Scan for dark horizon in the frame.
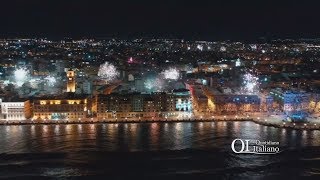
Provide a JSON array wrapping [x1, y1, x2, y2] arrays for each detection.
[[1, 0, 320, 41]]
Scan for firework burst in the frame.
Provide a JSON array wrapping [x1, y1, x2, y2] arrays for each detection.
[[98, 62, 119, 82], [45, 76, 57, 86], [144, 77, 164, 92], [14, 68, 29, 86], [242, 73, 259, 94], [161, 68, 180, 80]]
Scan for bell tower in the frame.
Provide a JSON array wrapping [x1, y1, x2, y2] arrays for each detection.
[[66, 69, 76, 92]]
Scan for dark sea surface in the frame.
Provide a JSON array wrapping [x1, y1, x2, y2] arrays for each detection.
[[0, 121, 320, 179]]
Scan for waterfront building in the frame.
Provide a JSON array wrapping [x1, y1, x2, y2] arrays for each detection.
[[172, 89, 192, 111], [207, 94, 260, 114], [309, 93, 320, 113], [270, 88, 310, 114], [187, 84, 208, 114], [0, 98, 32, 120], [33, 94, 88, 120], [95, 91, 189, 120], [203, 86, 261, 114]]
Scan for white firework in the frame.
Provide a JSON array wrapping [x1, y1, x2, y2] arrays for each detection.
[[45, 76, 56, 86], [98, 62, 119, 82], [242, 73, 259, 94], [144, 79, 154, 90], [14, 68, 29, 86], [161, 68, 180, 80], [14, 68, 27, 81], [144, 78, 164, 91]]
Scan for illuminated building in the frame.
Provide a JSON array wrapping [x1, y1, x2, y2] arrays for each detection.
[[203, 86, 261, 114], [266, 96, 274, 112], [172, 89, 192, 111], [95, 93, 134, 119], [0, 99, 32, 120], [189, 85, 208, 113], [66, 69, 76, 92], [95, 92, 183, 120], [309, 93, 320, 113], [270, 88, 310, 117], [33, 95, 88, 120], [208, 95, 260, 114], [132, 94, 144, 112]]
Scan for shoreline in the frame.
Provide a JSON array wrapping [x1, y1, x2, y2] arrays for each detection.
[[0, 118, 320, 130], [251, 119, 320, 130]]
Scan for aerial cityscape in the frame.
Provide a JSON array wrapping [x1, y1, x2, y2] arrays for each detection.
[[1, 38, 320, 128], [2, 0, 320, 179]]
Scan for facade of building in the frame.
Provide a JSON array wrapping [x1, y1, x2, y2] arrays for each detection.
[[82, 80, 92, 95], [189, 85, 209, 113], [309, 93, 320, 113], [76, 79, 93, 95], [270, 88, 310, 113], [33, 96, 88, 120], [134, 78, 144, 92], [0, 99, 32, 120], [95, 91, 190, 120], [208, 94, 260, 114], [172, 89, 192, 111]]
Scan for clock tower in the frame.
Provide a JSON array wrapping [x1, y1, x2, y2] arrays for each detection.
[[66, 69, 76, 92]]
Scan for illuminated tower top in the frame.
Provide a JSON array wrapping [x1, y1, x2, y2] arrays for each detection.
[[66, 69, 76, 93]]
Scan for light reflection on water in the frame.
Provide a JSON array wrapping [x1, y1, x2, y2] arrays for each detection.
[[1, 121, 320, 179], [0, 121, 320, 153]]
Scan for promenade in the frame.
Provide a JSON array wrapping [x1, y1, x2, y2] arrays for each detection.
[[1, 113, 320, 130]]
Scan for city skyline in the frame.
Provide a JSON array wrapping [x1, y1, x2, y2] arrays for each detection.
[[0, 37, 319, 124]]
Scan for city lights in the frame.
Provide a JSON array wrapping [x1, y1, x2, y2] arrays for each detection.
[[1, 1, 320, 178]]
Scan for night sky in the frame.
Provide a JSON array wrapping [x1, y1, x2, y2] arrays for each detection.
[[1, 0, 320, 40]]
